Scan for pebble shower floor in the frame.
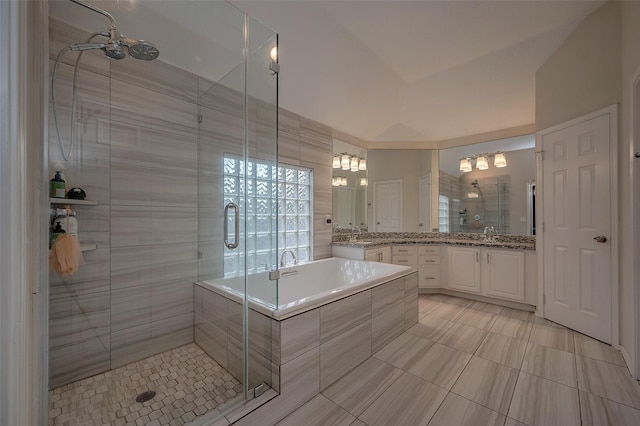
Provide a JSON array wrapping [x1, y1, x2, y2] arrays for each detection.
[[48, 343, 242, 425]]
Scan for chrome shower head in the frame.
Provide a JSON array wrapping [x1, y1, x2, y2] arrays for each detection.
[[104, 44, 126, 60], [126, 40, 160, 61]]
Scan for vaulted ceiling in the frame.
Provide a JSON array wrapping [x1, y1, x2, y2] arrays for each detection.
[[234, 0, 605, 144]]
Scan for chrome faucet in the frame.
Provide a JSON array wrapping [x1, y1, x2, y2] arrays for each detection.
[[483, 226, 496, 242], [279, 250, 298, 267]]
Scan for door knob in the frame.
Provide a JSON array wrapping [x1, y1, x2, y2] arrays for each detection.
[[593, 235, 607, 243]]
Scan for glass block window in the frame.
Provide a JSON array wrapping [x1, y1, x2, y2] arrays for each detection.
[[438, 194, 449, 233], [223, 155, 313, 277]]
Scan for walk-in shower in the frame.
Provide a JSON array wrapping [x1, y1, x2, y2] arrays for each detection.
[[46, 0, 278, 424], [51, 0, 159, 160]]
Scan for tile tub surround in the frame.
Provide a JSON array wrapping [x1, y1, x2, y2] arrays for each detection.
[[195, 271, 419, 423], [331, 231, 536, 250], [248, 294, 640, 426]]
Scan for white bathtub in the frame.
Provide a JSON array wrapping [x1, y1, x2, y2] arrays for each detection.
[[196, 257, 414, 319]]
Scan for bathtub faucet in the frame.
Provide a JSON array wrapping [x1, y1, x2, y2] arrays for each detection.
[[279, 250, 298, 267]]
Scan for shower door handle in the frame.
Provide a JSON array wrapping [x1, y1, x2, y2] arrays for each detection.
[[224, 202, 240, 249]]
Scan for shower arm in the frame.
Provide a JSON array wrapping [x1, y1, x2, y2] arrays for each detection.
[[69, 0, 118, 39]]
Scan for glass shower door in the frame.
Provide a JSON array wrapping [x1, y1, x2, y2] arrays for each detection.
[[196, 3, 279, 408]]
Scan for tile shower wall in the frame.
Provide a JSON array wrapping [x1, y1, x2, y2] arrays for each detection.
[[49, 18, 198, 387], [49, 18, 332, 388]]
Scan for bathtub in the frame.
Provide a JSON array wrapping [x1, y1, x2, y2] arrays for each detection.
[[194, 256, 419, 397], [196, 257, 415, 319]]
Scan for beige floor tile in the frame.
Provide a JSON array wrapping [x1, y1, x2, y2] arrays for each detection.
[[407, 342, 472, 389], [574, 332, 626, 366], [532, 316, 566, 327], [451, 356, 519, 415], [428, 302, 469, 322], [500, 307, 534, 322], [490, 316, 533, 341], [441, 296, 474, 308], [576, 355, 640, 409], [373, 333, 434, 370], [276, 394, 354, 426], [469, 301, 504, 315], [322, 357, 403, 417], [504, 418, 527, 426], [418, 297, 442, 317], [521, 342, 577, 387], [350, 419, 367, 426], [407, 315, 455, 342], [508, 372, 580, 426], [529, 323, 574, 352], [359, 372, 447, 426], [427, 392, 505, 426], [580, 390, 640, 425], [458, 308, 499, 331], [437, 322, 487, 354], [476, 333, 527, 369]]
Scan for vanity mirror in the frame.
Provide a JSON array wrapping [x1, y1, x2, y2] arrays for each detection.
[[438, 134, 536, 235], [332, 139, 368, 230]]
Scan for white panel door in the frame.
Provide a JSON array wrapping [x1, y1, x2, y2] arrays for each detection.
[[373, 180, 402, 231], [419, 174, 431, 232], [541, 113, 612, 343]]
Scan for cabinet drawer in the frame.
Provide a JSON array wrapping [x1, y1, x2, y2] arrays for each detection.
[[418, 246, 440, 255], [419, 267, 441, 288], [392, 255, 417, 266], [392, 246, 417, 256], [418, 255, 440, 266]]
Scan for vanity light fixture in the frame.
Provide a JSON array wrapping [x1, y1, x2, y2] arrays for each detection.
[[332, 155, 341, 169], [459, 158, 473, 173], [359, 158, 367, 171], [494, 152, 507, 168], [476, 155, 489, 170]]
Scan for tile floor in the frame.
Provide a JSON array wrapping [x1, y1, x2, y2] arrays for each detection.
[[276, 294, 640, 426], [48, 343, 242, 426]]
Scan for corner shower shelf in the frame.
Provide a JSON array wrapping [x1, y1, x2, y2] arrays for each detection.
[[80, 243, 97, 252], [49, 198, 98, 206]]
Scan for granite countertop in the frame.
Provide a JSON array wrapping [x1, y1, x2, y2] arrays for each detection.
[[331, 232, 536, 251]]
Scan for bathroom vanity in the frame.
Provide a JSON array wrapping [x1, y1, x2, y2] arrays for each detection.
[[332, 233, 536, 307]]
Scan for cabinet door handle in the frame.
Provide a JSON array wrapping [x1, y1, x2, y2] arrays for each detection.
[[476, 252, 479, 263], [424, 277, 435, 280], [486, 253, 490, 264], [378, 252, 382, 262], [397, 260, 409, 263]]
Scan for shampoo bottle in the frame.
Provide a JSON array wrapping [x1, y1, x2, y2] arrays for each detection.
[[50, 171, 66, 198]]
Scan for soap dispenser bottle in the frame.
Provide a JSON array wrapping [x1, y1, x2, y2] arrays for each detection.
[[49, 221, 66, 249], [50, 171, 66, 198]]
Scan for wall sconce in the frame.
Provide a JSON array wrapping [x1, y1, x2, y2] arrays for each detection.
[[359, 158, 367, 171], [459, 158, 472, 173], [332, 155, 341, 169], [494, 152, 507, 168], [360, 177, 368, 186], [475, 155, 489, 170]]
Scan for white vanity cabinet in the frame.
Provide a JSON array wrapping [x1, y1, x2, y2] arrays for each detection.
[[332, 244, 391, 263], [391, 245, 442, 289], [447, 247, 481, 293], [482, 249, 525, 301], [365, 246, 391, 263]]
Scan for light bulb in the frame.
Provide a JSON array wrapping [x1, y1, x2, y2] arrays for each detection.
[[476, 155, 489, 170], [359, 158, 367, 171], [341, 154, 350, 170], [360, 177, 368, 186], [332, 155, 341, 168], [459, 158, 472, 173], [270, 46, 278, 61], [494, 152, 507, 168], [350, 156, 359, 172]]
